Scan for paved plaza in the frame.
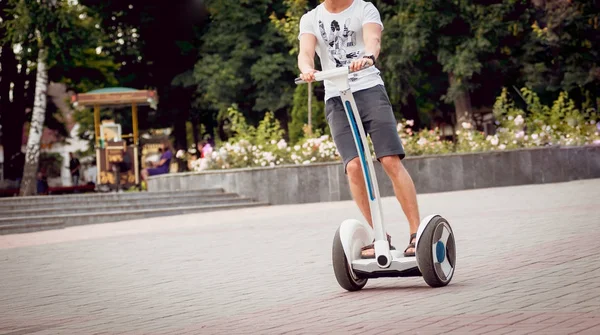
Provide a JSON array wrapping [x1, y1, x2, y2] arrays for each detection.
[[1, 179, 600, 334]]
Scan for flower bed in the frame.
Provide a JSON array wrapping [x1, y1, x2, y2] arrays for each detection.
[[189, 88, 600, 172]]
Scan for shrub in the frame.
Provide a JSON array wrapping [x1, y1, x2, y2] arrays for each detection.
[[192, 90, 600, 171]]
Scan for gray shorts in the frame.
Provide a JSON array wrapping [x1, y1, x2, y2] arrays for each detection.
[[325, 84, 405, 172]]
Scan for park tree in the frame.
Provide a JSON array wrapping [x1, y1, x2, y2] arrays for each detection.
[[270, 0, 328, 143], [287, 81, 326, 143], [372, 0, 446, 130], [193, 0, 297, 141], [381, 0, 525, 128], [0, 0, 27, 181], [518, 0, 600, 105], [79, 0, 210, 151], [2, 0, 116, 195]]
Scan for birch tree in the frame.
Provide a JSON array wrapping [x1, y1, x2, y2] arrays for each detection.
[[19, 36, 49, 196], [2, 0, 109, 195]]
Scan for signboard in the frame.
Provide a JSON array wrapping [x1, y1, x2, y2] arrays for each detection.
[[74, 90, 157, 107], [97, 141, 138, 190], [100, 123, 122, 144]]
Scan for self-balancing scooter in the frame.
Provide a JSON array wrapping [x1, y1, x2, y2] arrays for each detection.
[[296, 65, 456, 291]]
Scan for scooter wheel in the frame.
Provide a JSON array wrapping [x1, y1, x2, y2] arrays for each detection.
[[416, 215, 456, 287], [332, 227, 367, 291]]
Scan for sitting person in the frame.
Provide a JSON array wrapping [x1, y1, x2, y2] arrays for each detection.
[[36, 170, 49, 195], [141, 140, 173, 182]]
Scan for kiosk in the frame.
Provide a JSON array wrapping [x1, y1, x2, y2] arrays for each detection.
[[71, 87, 158, 191]]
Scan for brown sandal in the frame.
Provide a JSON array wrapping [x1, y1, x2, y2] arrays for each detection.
[[403, 233, 417, 257], [360, 234, 396, 259]]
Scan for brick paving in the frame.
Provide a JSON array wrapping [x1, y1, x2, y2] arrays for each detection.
[[1, 178, 599, 334]]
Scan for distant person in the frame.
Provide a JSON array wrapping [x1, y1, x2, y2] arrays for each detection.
[[36, 170, 49, 195], [8, 151, 25, 187], [85, 160, 97, 186], [112, 148, 132, 192], [141, 139, 173, 182], [69, 152, 81, 186], [201, 140, 213, 158]]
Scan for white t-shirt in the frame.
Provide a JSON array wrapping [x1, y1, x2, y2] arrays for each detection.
[[298, 0, 385, 101]]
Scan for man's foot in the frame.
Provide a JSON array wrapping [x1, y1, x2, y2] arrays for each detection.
[[403, 233, 417, 257], [360, 234, 395, 259]]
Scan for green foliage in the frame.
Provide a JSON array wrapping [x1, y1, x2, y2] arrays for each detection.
[[269, 0, 310, 56], [269, 0, 331, 142], [198, 88, 600, 171], [288, 82, 326, 143], [193, 0, 296, 130], [225, 104, 285, 146], [194, 54, 245, 115], [521, 1, 600, 97], [2, 0, 115, 77], [2, 0, 120, 154], [381, 0, 517, 106], [480, 86, 600, 149], [255, 110, 287, 145], [5, 0, 597, 154], [494, 86, 596, 139], [57, 48, 120, 93], [250, 52, 297, 112]]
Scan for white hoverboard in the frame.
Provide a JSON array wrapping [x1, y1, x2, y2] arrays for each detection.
[[295, 65, 456, 291]]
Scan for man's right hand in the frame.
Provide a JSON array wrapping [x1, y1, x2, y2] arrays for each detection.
[[300, 69, 319, 83]]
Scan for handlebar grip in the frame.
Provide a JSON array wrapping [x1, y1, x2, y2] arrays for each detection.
[[294, 64, 373, 85]]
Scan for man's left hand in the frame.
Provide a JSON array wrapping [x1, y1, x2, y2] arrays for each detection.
[[349, 57, 373, 72]]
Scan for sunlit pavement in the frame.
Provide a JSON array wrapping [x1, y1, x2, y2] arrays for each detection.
[[1, 179, 600, 334]]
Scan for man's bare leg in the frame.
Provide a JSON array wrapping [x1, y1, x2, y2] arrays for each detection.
[[346, 158, 396, 258], [379, 155, 420, 255], [346, 158, 373, 227]]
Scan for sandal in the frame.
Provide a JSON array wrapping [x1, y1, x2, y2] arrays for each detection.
[[360, 234, 396, 259], [403, 233, 417, 257]]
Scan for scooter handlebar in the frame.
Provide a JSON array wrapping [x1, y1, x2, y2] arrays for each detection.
[[295, 64, 372, 85]]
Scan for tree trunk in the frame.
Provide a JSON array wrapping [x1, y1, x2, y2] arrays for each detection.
[[19, 48, 49, 196], [172, 109, 189, 172], [204, 115, 216, 146], [173, 110, 188, 151], [448, 72, 474, 127], [191, 117, 200, 158]]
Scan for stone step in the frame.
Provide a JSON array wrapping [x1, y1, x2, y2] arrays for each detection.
[[0, 221, 65, 235], [1, 196, 256, 217], [0, 188, 225, 206], [0, 201, 269, 235], [0, 192, 243, 211]]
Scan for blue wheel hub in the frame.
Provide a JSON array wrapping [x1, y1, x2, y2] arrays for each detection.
[[435, 240, 446, 263]]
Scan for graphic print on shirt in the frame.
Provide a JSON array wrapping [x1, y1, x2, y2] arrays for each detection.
[[318, 18, 360, 68]]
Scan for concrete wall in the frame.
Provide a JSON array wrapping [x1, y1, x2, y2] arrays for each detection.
[[148, 145, 600, 205]]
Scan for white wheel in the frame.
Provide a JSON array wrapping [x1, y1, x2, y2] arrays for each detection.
[[332, 227, 367, 291], [416, 215, 456, 287], [331, 219, 372, 291]]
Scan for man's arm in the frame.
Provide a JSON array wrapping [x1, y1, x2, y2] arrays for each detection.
[[363, 23, 382, 60], [349, 22, 382, 72], [298, 33, 318, 82], [157, 150, 172, 167]]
